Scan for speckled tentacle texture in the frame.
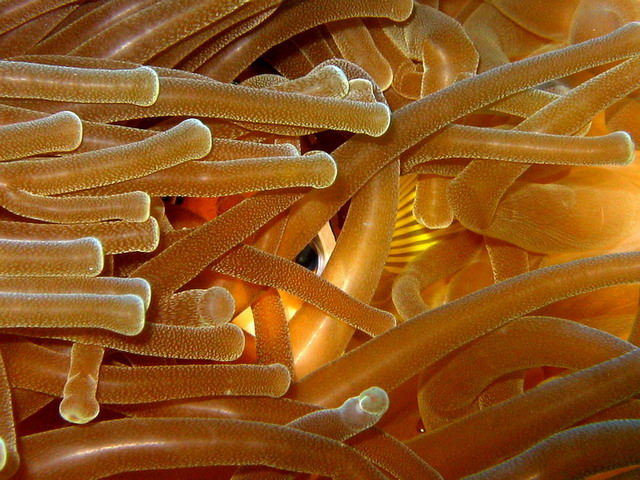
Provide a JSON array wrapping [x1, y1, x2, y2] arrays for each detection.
[[1, 3, 640, 480]]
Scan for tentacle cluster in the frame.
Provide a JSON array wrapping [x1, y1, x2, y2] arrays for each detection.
[[0, 0, 639, 479]]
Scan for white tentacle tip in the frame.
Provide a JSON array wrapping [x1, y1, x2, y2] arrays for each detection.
[[358, 386, 389, 416]]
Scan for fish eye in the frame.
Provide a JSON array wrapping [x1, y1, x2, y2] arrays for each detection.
[[292, 223, 335, 276], [295, 243, 319, 272]]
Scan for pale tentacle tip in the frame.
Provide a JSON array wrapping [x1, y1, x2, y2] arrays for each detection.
[[133, 277, 152, 309], [130, 191, 152, 223], [322, 64, 349, 97], [135, 66, 160, 106], [200, 286, 235, 325], [270, 363, 293, 397], [147, 216, 161, 251], [281, 143, 300, 155], [181, 118, 213, 157], [305, 150, 337, 188], [358, 386, 389, 415], [613, 131, 636, 164], [84, 237, 104, 277], [59, 401, 100, 424], [369, 104, 392, 137], [391, 0, 415, 21], [116, 294, 146, 336], [57, 110, 83, 150], [226, 323, 247, 361]]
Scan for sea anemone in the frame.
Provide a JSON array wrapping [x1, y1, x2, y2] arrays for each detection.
[[0, 0, 639, 478]]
